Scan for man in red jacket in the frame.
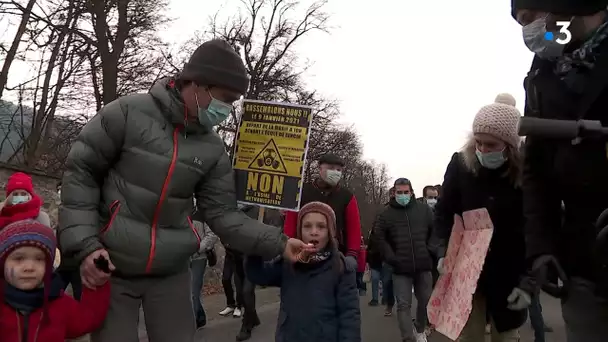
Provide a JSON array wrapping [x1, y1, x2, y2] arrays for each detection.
[[284, 153, 361, 268]]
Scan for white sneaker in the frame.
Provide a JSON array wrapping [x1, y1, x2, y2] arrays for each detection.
[[219, 307, 235, 316], [415, 332, 428, 342], [233, 307, 243, 318]]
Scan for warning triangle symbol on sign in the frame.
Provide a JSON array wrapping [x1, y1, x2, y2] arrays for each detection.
[[248, 139, 288, 174]]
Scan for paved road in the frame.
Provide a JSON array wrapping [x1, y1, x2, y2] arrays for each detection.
[[136, 288, 566, 342]]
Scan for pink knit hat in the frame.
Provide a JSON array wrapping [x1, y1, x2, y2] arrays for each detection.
[[472, 93, 521, 147]]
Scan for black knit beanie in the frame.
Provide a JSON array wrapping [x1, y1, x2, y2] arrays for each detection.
[[180, 39, 249, 94], [512, 0, 608, 19]]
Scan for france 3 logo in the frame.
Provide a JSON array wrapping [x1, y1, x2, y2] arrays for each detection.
[[544, 21, 572, 45]]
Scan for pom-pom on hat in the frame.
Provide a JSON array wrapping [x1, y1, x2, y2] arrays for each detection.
[[472, 93, 522, 148], [6, 172, 34, 197]]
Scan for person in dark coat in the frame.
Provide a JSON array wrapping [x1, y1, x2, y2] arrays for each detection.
[[284, 153, 362, 269], [434, 94, 531, 341], [374, 178, 436, 342], [246, 201, 361, 342], [512, 2, 608, 341]]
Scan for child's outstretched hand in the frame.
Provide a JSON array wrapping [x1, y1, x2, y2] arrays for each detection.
[[283, 238, 315, 263]]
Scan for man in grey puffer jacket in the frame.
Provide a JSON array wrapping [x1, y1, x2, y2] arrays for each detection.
[[58, 39, 313, 342]]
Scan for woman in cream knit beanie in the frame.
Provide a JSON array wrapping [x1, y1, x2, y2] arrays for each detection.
[[460, 93, 523, 184], [433, 95, 530, 341], [472, 93, 521, 148]]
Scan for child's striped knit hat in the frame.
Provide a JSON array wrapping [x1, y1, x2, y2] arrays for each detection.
[[0, 219, 56, 265]]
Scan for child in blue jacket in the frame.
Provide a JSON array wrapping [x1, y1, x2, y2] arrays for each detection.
[[246, 201, 361, 342]]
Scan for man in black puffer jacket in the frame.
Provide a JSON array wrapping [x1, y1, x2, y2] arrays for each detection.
[[375, 178, 436, 342], [512, 1, 608, 340]]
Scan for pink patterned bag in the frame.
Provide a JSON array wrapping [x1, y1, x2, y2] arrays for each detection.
[[427, 208, 494, 341]]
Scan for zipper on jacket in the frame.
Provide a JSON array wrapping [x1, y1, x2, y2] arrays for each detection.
[[145, 127, 180, 273], [187, 216, 202, 244], [19, 312, 29, 342], [33, 312, 42, 342], [100, 200, 121, 235], [405, 212, 417, 271]]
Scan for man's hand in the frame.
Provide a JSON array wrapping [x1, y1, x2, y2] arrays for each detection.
[[283, 238, 315, 263], [437, 257, 445, 275], [506, 287, 532, 310], [80, 249, 115, 289]]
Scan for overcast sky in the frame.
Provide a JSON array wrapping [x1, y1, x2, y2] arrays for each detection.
[[162, 0, 533, 194], [2, 0, 534, 195]]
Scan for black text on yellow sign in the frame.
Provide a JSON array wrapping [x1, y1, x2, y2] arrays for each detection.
[[232, 100, 312, 211]]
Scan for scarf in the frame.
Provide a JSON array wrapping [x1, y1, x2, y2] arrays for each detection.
[[0, 195, 42, 229], [298, 248, 332, 264], [307, 250, 332, 263], [555, 15, 608, 92], [3, 273, 63, 314]]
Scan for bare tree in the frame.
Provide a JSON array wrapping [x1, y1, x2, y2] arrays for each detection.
[[181, 0, 330, 151], [79, 0, 170, 108], [0, 0, 37, 99]]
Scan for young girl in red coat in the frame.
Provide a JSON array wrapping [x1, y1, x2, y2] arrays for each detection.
[[0, 219, 110, 341], [0, 172, 51, 228]]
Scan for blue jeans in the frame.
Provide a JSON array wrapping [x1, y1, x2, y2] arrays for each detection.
[[529, 294, 546, 342], [190, 258, 207, 326], [382, 263, 395, 308], [371, 268, 381, 302]]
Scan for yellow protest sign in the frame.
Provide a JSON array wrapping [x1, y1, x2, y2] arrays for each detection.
[[233, 100, 313, 211]]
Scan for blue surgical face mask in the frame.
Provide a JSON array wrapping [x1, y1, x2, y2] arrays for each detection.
[[11, 195, 30, 205], [475, 149, 506, 169], [323, 169, 342, 186], [395, 194, 411, 206], [195, 90, 233, 129]]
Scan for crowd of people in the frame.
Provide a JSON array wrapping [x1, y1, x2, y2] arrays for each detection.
[[0, 1, 607, 342]]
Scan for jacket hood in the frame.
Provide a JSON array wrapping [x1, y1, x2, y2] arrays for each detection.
[[149, 77, 209, 135]]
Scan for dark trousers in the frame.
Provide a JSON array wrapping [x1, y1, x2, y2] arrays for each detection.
[[223, 252, 259, 329], [57, 269, 82, 301], [561, 277, 608, 342], [222, 252, 244, 308], [382, 263, 395, 308], [356, 272, 367, 291], [431, 256, 440, 286]]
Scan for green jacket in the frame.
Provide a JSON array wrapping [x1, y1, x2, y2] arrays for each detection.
[[58, 78, 287, 276]]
